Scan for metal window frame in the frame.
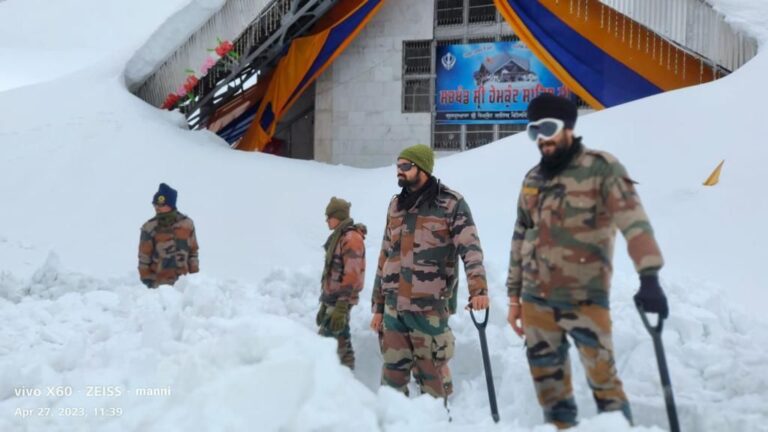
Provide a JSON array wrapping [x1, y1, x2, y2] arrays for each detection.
[[435, 0, 466, 27], [402, 40, 435, 114], [433, 123, 463, 151], [465, 123, 495, 149], [467, 0, 498, 24], [402, 40, 433, 75], [403, 78, 432, 112]]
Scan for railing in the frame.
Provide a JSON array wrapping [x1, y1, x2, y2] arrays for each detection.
[[135, 0, 288, 109], [600, 0, 757, 72], [136, 0, 338, 130]]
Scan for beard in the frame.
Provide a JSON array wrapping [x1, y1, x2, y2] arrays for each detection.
[[538, 136, 582, 178], [539, 139, 570, 166], [398, 175, 419, 188]]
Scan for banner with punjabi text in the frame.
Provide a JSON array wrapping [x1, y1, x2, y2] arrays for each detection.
[[435, 41, 570, 124]]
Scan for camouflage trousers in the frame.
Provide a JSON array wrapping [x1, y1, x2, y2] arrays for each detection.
[[379, 304, 454, 399], [317, 303, 355, 369], [522, 298, 632, 429]]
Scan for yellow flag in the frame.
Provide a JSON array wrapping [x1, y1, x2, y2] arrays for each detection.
[[703, 160, 724, 186]]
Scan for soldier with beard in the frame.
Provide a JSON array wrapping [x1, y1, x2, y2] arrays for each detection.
[[506, 94, 669, 429], [370, 144, 489, 403]]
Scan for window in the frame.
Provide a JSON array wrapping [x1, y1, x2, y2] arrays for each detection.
[[403, 79, 431, 112], [465, 124, 495, 149], [466, 35, 496, 44], [402, 41, 433, 113], [468, 0, 496, 24], [499, 123, 527, 139], [433, 124, 462, 151], [403, 40, 431, 75], [436, 38, 462, 47], [499, 33, 521, 42], [436, 0, 464, 26]]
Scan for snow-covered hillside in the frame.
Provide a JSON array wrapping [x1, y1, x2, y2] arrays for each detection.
[[1, 0, 767, 431]]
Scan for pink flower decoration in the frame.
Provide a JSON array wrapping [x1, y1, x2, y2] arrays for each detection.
[[200, 56, 216, 75], [176, 85, 188, 97]]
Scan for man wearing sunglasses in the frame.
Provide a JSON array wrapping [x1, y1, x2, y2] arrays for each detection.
[[506, 94, 669, 429], [370, 144, 489, 403]]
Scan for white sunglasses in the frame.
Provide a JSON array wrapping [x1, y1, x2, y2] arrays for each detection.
[[526, 118, 565, 141]]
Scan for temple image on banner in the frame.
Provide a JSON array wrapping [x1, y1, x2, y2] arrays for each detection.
[[473, 51, 535, 86]]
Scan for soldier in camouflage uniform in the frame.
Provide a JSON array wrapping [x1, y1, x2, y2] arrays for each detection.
[[317, 197, 366, 369], [370, 144, 490, 401], [506, 94, 669, 429], [138, 183, 199, 288]]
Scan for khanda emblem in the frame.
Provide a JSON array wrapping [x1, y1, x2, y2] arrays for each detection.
[[157, 195, 166, 204], [441, 51, 456, 71]]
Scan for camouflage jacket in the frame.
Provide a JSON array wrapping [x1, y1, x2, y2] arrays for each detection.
[[138, 211, 199, 288], [372, 183, 488, 313], [321, 224, 366, 306], [506, 146, 663, 307]]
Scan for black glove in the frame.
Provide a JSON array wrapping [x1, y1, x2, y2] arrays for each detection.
[[315, 304, 327, 326], [328, 300, 349, 332], [633, 274, 669, 319]]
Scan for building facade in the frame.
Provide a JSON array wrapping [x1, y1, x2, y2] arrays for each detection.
[[311, 0, 547, 168]]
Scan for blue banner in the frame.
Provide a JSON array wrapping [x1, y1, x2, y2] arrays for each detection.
[[435, 41, 570, 124]]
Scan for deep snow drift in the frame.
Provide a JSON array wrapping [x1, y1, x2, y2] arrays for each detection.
[[1, 0, 767, 431]]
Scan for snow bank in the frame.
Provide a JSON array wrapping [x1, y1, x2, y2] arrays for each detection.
[[124, 0, 275, 91], [124, 0, 226, 92], [0, 255, 765, 431], [0, 262, 383, 432]]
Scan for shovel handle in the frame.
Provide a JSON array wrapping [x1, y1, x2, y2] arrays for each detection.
[[469, 307, 489, 329], [636, 303, 680, 432], [470, 307, 499, 423], [636, 303, 664, 335]]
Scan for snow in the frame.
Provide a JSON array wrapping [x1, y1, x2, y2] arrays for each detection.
[[708, 0, 768, 46], [1, 0, 768, 431], [0, 0, 188, 92], [124, 0, 227, 92]]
